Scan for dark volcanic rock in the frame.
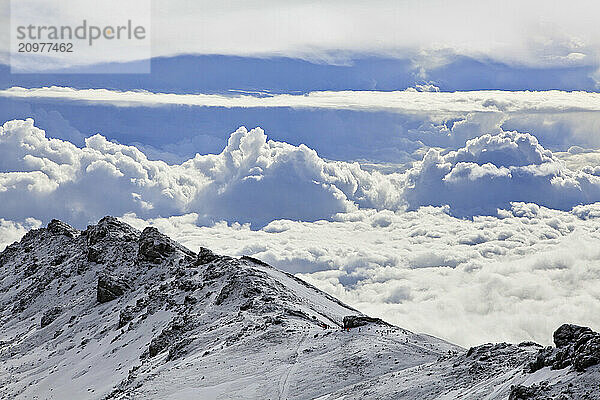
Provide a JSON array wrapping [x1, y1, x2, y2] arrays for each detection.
[[554, 324, 594, 348], [343, 315, 388, 329], [47, 219, 78, 238], [196, 247, 219, 265], [41, 306, 63, 328], [138, 227, 176, 263], [529, 324, 600, 372], [509, 383, 549, 400], [97, 275, 130, 303]]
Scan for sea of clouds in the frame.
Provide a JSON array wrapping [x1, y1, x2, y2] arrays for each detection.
[[2, 117, 600, 346]]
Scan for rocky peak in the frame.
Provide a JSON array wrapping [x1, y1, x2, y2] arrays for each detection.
[[47, 219, 79, 238], [84, 215, 139, 246], [138, 227, 178, 264]]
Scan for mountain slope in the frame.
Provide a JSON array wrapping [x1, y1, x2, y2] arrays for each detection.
[[0, 217, 598, 399], [0, 217, 457, 400]]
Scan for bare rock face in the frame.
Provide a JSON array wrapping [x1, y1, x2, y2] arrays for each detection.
[[529, 324, 600, 372], [138, 227, 176, 264], [343, 315, 389, 329], [84, 216, 139, 264], [146, 315, 195, 360], [47, 219, 78, 238], [554, 324, 594, 348], [40, 306, 63, 328], [85, 216, 138, 246], [508, 383, 549, 400], [97, 275, 130, 303], [196, 247, 219, 265]]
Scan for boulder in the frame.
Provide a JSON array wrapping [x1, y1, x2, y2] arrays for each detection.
[[574, 334, 600, 372], [553, 323, 594, 348], [343, 315, 388, 329], [529, 324, 600, 372], [97, 275, 130, 303], [509, 383, 548, 400]]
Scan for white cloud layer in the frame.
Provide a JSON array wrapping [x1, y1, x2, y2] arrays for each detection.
[[3, 87, 600, 116], [8, 87, 600, 154], [2, 0, 600, 73], [404, 131, 600, 215]]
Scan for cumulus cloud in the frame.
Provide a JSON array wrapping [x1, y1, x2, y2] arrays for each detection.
[[4, 118, 600, 227], [0, 119, 403, 227], [403, 131, 600, 215], [117, 203, 600, 347], [555, 147, 600, 172]]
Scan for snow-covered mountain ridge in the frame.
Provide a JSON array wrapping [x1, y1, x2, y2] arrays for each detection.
[[0, 217, 598, 399]]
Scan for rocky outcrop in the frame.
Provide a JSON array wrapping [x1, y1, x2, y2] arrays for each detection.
[[47, 219, 78, 238], [196, 247, 219, 265], [41, 306, 63, 328], [343, 315, 389, 329], [240, 255, 269, 266], [529, 324, 600, 372], [138, 227, 176, 263], [85, 216, 138, 246], [509, 383, 549, 400], [97, 275, 131, 303], [84, 216, 139, 264], [147, 315, 195, 359], [87, 245, 103, 263], [553, 324, 594, 348]]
